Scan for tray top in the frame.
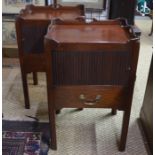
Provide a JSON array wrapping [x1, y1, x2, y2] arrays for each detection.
[[19, 5, 84, 21], [21, 11, 83, 20], [45, 23, 132, 44]]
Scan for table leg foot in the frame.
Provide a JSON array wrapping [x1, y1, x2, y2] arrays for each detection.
[[56, 109, 61, 114], [33, 72, 38, 85], [111, 109, 117, 115], [21, 71, 30, 109], [119, 110, 131, 151]]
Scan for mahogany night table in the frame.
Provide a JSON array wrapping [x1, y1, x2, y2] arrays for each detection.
[[44, 18, 140, 151], [15, 4, 84, 109]]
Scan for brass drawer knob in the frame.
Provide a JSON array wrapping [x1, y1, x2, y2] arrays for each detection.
[[79, 94, 101, 106]]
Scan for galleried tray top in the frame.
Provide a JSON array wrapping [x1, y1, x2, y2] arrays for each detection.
[[21, 11, 83, 20], [19, 4, 84, 21], [45, 19, 139, 44]]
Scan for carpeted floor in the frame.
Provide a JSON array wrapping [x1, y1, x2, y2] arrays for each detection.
[[2, 18, 152, 155]]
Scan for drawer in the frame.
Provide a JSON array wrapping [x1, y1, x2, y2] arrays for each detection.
[[53, 86, 127, 109]]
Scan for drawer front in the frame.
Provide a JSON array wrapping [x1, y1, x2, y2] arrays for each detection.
[[53, 86, 127, 109]]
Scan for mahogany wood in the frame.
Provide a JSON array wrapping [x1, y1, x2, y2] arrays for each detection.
[[44, 18, 140, 151], [15, 4, 84, 109]]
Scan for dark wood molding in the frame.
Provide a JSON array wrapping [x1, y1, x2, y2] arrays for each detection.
[[140, 57, 153, 153]]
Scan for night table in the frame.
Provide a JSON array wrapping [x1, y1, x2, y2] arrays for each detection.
[[16, 4, 84, 109], [44, 18, 140, 151]]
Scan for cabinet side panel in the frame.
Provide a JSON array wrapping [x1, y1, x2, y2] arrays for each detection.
[[22, 25, 47, 54]]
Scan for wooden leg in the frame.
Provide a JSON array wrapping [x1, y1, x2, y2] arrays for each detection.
[[119, 110, 131, 151], [33, 72, 38, 85], [111, 109, 117, 115], [56, 109, 61, 114], [21, 72, 30, 109], [49, 108, 57, 150], [46, 68, 57, 149], [78, 108, 83, 111]]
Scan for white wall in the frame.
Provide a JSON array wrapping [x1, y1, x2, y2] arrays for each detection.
[[57, 0, 104, 9]]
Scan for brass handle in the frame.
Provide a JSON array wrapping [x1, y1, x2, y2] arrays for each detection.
[[79, 94, 101, 106]]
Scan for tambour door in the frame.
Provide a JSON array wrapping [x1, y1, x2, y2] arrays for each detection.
[[52, 50, 131, 86]]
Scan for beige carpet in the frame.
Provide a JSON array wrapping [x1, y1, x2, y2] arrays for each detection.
[[2, 19, 152, 155]]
